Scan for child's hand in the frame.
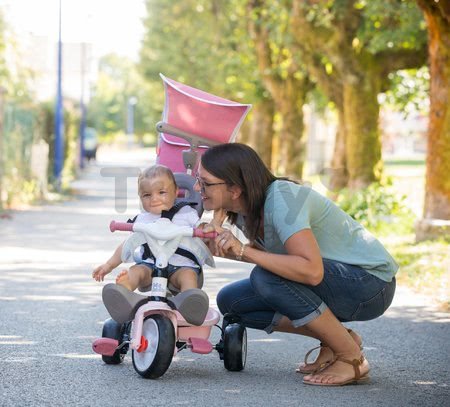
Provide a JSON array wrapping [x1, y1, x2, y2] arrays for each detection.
[[92, 263, 113, 282]]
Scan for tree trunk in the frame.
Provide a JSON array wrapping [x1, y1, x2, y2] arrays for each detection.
[[327, 106, 348, 191], [421, 6, 450, 220], [343, 73, 382, 190], [0, 88, 5, 210], [237, 114, 251, 145], [279, 94, 306, 178], [416, 1, 450, 240], [247, 97, 275, 169], [247, 0, 308, 178]]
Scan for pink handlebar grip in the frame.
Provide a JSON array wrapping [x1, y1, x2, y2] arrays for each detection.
[[110, 221, 134, 232], [193, 228, 218, 239]]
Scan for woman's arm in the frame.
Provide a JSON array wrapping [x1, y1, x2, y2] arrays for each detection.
[[215, 229, 324, 286]]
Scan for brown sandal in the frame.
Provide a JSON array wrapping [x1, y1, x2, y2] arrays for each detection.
[[296, 329, 362, 374], [302, 354, 370, 386], [296, 344, 335, 374]]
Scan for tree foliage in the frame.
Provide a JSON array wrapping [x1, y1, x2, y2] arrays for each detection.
[[140, 0, 259, 102], [87, 54, 159, 137], [291, 0, 427, 189]]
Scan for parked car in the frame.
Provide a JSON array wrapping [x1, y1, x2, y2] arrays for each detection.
[[83, 127, 98, 161]]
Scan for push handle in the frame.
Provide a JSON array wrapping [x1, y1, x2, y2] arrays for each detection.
[[193, 228, 218, 239], [110, 221, 133, 232]]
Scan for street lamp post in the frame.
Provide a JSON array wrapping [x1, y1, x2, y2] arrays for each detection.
[[127, 96, 137, 147], [54, 0, 64, 188]]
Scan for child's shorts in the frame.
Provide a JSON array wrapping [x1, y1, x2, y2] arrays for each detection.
[[134, 262, 203, 293], [135, 261, 200, 278]]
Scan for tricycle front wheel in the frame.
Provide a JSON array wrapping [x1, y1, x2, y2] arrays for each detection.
[[132, 314, 175, 379]]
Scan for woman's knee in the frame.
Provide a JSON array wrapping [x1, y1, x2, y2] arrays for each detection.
[[249, 267, 277, 299], [216, 284, 234, 315], [216, 278, 255, 316]]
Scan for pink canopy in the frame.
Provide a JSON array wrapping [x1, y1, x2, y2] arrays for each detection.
[[157, 74, 252, 173]]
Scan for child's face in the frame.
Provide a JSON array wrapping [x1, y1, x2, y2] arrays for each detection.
[[138, 175, 178, 215]]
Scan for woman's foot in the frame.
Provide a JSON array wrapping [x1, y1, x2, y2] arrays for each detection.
[[296, 329, 362, 374], [115, 269, 133, 291], [303, 353, 370, 386]]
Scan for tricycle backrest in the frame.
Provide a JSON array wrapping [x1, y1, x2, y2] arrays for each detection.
[[174, 172, 202, 218], [156, 74, 252, 173]]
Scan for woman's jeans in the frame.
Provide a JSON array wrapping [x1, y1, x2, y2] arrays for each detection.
[[216, 258, 396, 333]]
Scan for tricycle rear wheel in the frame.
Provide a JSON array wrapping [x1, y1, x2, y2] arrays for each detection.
[[223, 323, 247, 371], [101, 318, 126, 365]]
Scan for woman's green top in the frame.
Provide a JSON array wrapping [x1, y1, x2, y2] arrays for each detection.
[[263, 180, 398, 282]]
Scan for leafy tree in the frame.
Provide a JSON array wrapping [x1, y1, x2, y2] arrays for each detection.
[[415, 0, 450, 239], [247, 0, 311, 178], [291, 0, 427, 189], [140, 0, 251, 100], [87, 54, 158, 138]]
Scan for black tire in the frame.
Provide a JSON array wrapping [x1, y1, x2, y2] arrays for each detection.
[[223, 323, 247, 371], [132, 314, 175, 379], [101, 318, 126, 365]]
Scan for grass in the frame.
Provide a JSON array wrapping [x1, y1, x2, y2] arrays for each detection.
[[384, 159, 425, 166], [382, 234, 450, 311], [361, 214, 449, 310], [376, 158, 448, 310]]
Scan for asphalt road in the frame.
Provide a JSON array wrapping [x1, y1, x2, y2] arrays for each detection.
[[0, 146, 448, 406]]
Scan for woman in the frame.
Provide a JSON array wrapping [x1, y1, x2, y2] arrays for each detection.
[[195, 143, 397, 386]]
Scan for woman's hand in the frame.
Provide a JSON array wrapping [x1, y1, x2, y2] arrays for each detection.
[[214, 228, 244, 259], [198, 222, 243, 259]]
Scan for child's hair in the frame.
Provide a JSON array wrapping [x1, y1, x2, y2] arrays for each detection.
[[138, 164, 177, 189]]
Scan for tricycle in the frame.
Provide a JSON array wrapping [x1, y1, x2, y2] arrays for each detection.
[[92, 218, 247, 379]]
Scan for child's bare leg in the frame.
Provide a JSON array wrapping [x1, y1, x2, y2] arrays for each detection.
[[168, 267, 199, 292], [116, 264, 151, 291]]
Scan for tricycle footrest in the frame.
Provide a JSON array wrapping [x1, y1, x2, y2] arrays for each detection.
[[188, 337, 213, 354], [92, 338, 119, 356]]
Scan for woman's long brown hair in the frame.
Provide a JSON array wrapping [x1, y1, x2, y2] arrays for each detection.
[[200, 143, 277, 241]]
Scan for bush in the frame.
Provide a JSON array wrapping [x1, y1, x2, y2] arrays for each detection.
[[334, 178, 415, 235]]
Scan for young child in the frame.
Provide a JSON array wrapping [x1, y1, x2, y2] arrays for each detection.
[[93, 164, 210, 325]]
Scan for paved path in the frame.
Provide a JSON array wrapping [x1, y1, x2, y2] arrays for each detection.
[[0, 146, 448, 406]]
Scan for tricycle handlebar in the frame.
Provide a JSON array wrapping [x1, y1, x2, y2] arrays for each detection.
[[193, 229, 218, 239], [109, 220, 217, 239], [110, 221, 133, 232]]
